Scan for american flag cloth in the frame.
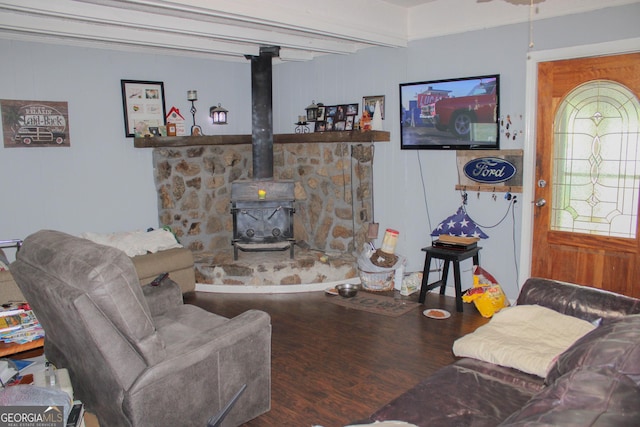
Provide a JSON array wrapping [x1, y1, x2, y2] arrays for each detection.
[[431, 207, 489, 239]]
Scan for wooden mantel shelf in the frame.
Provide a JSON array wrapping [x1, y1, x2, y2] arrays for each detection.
[[133, 130, 390, 148]]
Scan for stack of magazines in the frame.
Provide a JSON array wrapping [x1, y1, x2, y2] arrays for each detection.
[[0, 303, 45, 344]]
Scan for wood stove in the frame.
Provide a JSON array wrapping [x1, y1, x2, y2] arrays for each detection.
[[230, 180, 295, 260], [230, 46, 296, 260]]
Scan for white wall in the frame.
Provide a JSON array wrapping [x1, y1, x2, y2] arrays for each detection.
[[0, 41, 251, 254], [273, 3, 640, 299], [1, 3, 638, 298], [272, 26, 527, 298]]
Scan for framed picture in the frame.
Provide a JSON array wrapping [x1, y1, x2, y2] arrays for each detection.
[[345, 116, 355, 130], [346, 103, 359, 116], [121, 80, 166, 137], [1, 99, 71, 148], [325, 116, 335, 131], [363, 95, 385, 120], [316, 106, 326, 121]]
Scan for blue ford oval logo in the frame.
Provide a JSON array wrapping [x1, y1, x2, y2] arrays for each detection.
[[463, 157, 517, 184]]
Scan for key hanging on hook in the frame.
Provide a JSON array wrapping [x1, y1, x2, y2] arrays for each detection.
[[505, 187, 513, 201]]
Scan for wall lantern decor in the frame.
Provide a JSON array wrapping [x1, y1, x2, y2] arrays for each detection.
[[305, 100, 319, 122], [210, 104, 228, 125], [187, 90, 203, 136]]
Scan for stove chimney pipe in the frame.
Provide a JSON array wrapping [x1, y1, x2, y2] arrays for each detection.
[[249, 46, 280, 180]]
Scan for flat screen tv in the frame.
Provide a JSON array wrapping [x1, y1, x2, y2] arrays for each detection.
[[400, 74, 500, 150]]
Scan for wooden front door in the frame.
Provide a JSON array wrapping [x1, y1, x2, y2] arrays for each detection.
[[532, 53, 640, 298]]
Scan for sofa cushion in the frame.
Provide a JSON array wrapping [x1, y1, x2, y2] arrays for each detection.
[[454, 358, 546, 395], [500, 366, 640, 426], [453, 305, 595, 377], [369, 361, 537, 427], [132, 247, 195, 293], [545, 314, 640, 387], [0, 249, 9, 271], [0, 270, 25, 302]]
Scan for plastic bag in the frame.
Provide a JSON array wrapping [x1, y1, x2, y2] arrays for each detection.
[[358, 243, 406, 275], [462, 266, 509, 318], [400, 271, 422, 296]]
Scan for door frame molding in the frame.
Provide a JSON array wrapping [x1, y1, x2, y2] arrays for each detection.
[[520, 37, 640, 287]]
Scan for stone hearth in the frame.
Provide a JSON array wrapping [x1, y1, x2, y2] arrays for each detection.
[[193, 247, 358, 287]]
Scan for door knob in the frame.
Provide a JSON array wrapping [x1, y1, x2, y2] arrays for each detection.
[[535, 198, 546, 207]]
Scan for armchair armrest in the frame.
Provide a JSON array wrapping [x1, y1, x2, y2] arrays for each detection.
[[137, 309, 271, 381], [125, 309, 271, 427], [142, 277, 183, 316]]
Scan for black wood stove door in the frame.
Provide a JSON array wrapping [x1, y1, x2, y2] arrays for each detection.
[[232, 201, 294, 244]]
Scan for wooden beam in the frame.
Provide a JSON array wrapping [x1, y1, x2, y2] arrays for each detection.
[[455, 184, 523, 193], [133, 131, 390, 148]]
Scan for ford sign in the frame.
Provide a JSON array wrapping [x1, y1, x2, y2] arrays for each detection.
[[463, 157, 517, 184]]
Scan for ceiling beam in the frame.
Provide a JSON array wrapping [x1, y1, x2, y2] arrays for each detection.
[[80, 0, 409, 47], [0, 9, 263, 58], [2, 0, 369, 54], [0, 0, 394, 61]]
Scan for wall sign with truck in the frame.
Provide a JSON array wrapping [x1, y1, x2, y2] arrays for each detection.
[[1, 100, 70, 148]]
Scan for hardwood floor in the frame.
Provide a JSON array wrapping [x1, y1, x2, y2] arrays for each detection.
[[184, 289, 489, 427]]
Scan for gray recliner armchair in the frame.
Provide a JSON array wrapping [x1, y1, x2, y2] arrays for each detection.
[[11, 230, 271, 427]]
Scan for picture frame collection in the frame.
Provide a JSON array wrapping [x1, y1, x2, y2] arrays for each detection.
[[118, 79, 387, 137], [314, 103, 359, 132]]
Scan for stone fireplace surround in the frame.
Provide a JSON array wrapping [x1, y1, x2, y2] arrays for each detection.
[[152, 140, 376, 288]]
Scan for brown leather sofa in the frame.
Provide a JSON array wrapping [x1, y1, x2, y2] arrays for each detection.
[[361, 278, 640, 427]]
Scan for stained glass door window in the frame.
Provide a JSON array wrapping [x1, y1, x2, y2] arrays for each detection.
[[552, 80, 640, 238]]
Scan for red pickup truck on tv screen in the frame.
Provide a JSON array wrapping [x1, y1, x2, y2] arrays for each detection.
[[425, 77, 497, 138]]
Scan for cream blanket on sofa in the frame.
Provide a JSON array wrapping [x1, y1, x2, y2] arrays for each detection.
[[80, 229, 181, 257], [452, 304, 596, 377]]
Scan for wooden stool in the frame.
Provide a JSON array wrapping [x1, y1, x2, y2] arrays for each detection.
[[418, 246, 481, 312]]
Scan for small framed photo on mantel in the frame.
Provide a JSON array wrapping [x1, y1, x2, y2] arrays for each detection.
[[363, 95, 385, 120], [121, 80, 166, 137]]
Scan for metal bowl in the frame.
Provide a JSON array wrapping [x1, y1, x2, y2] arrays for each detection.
[[335, 283, 361, 298]]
